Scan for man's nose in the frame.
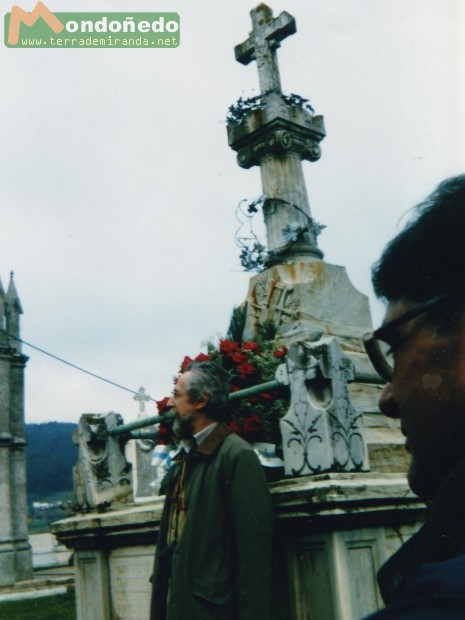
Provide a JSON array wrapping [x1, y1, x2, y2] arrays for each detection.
[[167, 396, 174, 408], [378, 382, 400, 419]]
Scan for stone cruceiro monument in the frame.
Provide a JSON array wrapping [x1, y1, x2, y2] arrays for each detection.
[[0, 273, 33, 587], [227, 3, 400, 475], [53, 5, 425, 620]]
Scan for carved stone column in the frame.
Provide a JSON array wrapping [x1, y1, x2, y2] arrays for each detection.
[[228, 94, 325, 262]]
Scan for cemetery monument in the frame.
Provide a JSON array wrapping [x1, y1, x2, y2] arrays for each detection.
[[53, 5, 427, 619]]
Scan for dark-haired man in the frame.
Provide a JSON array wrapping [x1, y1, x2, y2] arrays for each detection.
[[363, 175, 465, 618], [150, 361, 273, 620]]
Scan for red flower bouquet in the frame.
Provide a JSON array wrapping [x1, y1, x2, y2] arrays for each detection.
[[154, 317, 288, 448]]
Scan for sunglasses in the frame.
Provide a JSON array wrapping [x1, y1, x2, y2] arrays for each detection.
[[363, 291, 451, 382]]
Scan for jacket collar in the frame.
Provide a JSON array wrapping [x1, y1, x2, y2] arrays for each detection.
[[194, 422, 232, 456], [379, 454, 465, 604]]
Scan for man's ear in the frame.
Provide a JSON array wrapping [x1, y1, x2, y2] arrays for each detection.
[[194, 393, 210, 411]]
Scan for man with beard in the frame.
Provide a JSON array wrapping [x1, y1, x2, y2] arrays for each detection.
[[150, 361, 273, 620], [363, 175, 465, 619]]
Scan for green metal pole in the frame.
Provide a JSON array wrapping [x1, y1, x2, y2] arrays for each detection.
[[228, 379, 282, 401], [107, 369, 379, 438], [107, 379, 284, 437], [127, 430, 159, 440], [108, 411, 174, 436]]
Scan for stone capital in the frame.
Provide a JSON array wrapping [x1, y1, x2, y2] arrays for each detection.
[[228, 109, 325, 170]]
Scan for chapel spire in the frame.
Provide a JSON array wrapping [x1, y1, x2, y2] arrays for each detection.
[[0, 276, 5, 332], [6, 272, 23, 349]]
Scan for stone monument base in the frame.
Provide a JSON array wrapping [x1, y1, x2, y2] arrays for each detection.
[[242, 261, 372, 344], [241, 259, 410, 477], [53, 473, 425, 620]]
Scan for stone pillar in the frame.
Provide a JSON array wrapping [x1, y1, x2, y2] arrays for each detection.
[[261, 149, 321, 260], [0, 274, 33, 586], [0, 346, 14, 586], [9, 355, 33, 580], [0, 448, 15, 586], [228, 96, 325, 262], [74, 550, 111, 620]]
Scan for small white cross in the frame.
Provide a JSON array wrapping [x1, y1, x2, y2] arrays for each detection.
[[133, 387, 150, 414]]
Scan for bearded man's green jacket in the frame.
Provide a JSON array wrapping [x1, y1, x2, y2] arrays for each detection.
[[150, 423, 274, 620]]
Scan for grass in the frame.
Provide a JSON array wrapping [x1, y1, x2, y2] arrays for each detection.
[[0, 590, 75, 620]]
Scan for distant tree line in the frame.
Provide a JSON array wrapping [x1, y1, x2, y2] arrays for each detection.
[[25, 422, 78, 502]]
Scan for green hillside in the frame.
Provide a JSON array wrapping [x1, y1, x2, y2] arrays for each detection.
[[25, 422, 78, 531], [25, 422, 77, 500]]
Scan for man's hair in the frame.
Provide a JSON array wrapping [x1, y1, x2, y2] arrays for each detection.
[[372, 175, 465, 327], [184, 361, 230, 421]]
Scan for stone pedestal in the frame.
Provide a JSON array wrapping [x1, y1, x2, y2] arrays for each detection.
[[242, 260, 409, 476], [29, 532, 72, 569], [242, 261, 372, 343], [272, 474, 425, 619], [54, 500, 162, 620], [53, 475, 425, 620]]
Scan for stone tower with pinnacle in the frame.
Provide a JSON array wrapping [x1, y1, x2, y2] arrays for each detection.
[[0, 272, 33, 586]]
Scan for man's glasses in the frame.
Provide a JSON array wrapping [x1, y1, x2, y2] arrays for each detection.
[[363, 291, 451, 382]]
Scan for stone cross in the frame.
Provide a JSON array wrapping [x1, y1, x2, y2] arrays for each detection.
[[235, 4, 296, 95], [133, 387, 150, 415]]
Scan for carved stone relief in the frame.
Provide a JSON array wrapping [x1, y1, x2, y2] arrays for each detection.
[[280, 338, 369, 476], [72, 412, 133, 511]]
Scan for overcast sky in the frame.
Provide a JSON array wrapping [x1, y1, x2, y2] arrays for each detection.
[[1, 0, 463, 425]]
